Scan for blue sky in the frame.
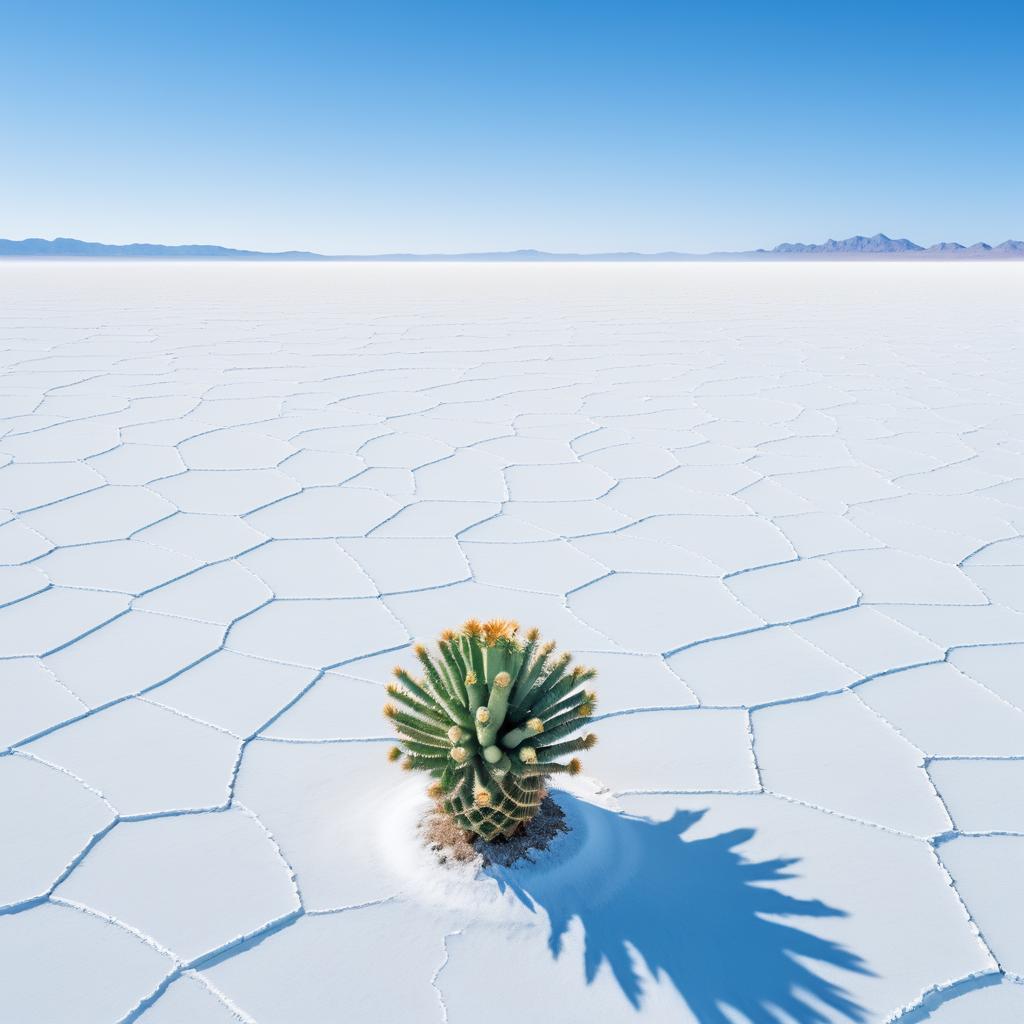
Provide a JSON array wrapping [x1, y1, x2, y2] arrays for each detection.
[[4, 1, 1022, 253]]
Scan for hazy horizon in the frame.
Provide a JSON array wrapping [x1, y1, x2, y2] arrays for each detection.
[[3, 231, 1024, 261]]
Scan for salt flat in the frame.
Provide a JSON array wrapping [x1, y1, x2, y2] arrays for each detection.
[[1, 261, 1022, 1023]]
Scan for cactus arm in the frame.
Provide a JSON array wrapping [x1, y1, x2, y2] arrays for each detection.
[[539, 705, 591, 736], [448, 638, 469, 680], [462, 633, 486, 692], [450, 738, 479, 761], [521, 654, 574, 714], [436, 690, 475, 730], [393, 670, 473, 729], [385, 705, 449, 737], [391, 668, 440, 707], [526, 716, 588, 746], [529, 677, 578, 718], [503, 752, 537, 774], [533, 667, 597, 718], [438, 765, 459, 793], [393, 722, 451, 747], [500, 717, 545, 749], [472, 759, 499, 803], [478, 671, 513, 745], [474, 705, 493, 746], [510, 651, 570, 719], [509, 629, 538, 691], [523, 757, 582, 776], [403, 752, 452, 770], [539, 687, 595, 723], [537, 691, 584, 722], [536, 734, 596, 760], [505, 642, 527, 687], [385, 684, 448, 724], [463, 669, 484, 716], [483, 641, 509, 686], [403, 739, 454, 758], [438, 638, 469, 704], [507, 643, 554, 716], [413, 647, 456, 704], [454, 761, 475, 802]]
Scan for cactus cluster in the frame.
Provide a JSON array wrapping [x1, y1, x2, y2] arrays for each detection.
[[384, 619, 597, 841]]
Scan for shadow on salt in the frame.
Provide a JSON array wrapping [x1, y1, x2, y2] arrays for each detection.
[[485, 793, 873, 1023]]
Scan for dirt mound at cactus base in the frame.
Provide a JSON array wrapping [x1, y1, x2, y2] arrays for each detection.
[[380, 774, 620, 914], [422, 793, 570, 868]]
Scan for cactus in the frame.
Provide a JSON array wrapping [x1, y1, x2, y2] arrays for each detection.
[[384, 619, 598, 841]]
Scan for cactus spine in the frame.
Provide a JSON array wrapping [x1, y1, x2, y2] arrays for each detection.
[[385, 620, 597, 841]]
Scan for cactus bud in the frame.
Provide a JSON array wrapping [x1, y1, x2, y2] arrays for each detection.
[[568, 758, 582, 776], [401, 757, 415, 772], [450, 746, 469, 763], [447, 725, 465, 743], [526, 627, 540, 642], [476, 706, 490, 725], [427, 781, 444, 799], [382, 702, 398, 719], [387, 746, 402, 762], [465, 671, 478, 687], [519, 746, 537, 764], [528, 717, 544, 734], [493, 671, 511, 689], [413, 643, 427, 657], [483, 745, 503, 763], [582, 733, 598, 749], [579, 702, 594, 717], [474, 788, 492, 808]]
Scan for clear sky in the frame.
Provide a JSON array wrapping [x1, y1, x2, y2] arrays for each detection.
[[4, 1, 1022, 253]]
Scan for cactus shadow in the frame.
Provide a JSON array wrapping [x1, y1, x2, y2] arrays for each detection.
[[485, 793, 873, 1023]]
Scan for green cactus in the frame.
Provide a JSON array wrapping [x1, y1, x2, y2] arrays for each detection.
[[384, 619, 598, 841]]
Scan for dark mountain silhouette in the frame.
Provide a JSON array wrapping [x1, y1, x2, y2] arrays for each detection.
[[1, 234, 1022, 261]]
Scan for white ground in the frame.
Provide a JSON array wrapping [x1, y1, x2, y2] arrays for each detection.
[[1, 262, 1022, 1023]]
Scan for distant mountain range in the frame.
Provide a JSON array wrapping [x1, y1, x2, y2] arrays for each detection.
[[2, 233, 1023, 261], [0, 237, 327, 261], [764, 234, 1024, 257]]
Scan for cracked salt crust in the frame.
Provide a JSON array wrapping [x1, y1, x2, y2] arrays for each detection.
[[1, 262, 1023, 1022]]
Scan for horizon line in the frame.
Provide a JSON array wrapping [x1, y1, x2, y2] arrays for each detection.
[[2, 233, 1024, 262]]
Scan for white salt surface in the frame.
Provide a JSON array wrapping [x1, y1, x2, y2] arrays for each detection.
[[1, 261, 1023, 1021]]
